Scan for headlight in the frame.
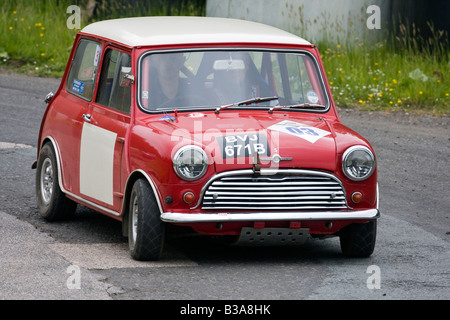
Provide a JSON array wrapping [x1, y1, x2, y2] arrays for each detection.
[[342, 146, 376, 181], [173, 145, 208, 181]]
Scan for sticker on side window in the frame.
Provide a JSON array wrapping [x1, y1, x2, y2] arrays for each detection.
[[268, 120, 331, 143], [71, 79, 85, 95], [216, 133, 270, 159], [94, 44, 101, 67]]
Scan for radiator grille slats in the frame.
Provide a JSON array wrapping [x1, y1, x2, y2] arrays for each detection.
[[201, 173, 347, 210]]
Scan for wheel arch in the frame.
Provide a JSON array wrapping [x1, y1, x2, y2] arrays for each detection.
[[39, 136, 65, 191], [121, 169, 164, 237]]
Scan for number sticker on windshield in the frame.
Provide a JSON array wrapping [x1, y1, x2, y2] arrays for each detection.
[[268, 120, 331, 143]]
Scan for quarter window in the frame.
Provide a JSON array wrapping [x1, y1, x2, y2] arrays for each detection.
[[66, 39, 101, 100]]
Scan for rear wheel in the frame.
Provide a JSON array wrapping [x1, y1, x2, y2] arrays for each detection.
[[36, 143, 77, 221], [128, 178, 165, 261], [339, 220, 377, 257]]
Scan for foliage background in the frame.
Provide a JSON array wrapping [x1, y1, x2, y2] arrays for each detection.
[[0, 0, 448, 114]]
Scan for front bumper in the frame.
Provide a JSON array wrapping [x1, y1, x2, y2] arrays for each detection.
[[161, 208, 380, 223]]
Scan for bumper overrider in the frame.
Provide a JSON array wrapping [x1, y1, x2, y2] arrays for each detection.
[[160, 169, 380, 223]]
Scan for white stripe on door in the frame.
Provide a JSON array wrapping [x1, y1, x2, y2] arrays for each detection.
[[80, 122, 117, 206]]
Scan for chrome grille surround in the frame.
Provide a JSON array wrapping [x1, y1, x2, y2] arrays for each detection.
[[193, 169, 349, 211]]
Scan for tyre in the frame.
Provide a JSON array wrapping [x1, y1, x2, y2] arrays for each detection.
[[36, 143, 77, 221], [128, 178, 165, 261], [339, 220, 377, 257]]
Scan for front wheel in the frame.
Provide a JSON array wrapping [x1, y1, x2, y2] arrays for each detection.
[[128, 178, 165, 261], [35, 143, 77, 221], [339, 220, 377, 257]]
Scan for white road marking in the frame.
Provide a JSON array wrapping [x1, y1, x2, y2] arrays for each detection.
[[0, 142, 33, 149], [48, 242, 198, 270]]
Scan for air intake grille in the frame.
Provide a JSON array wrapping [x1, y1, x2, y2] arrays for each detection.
[[201, 171, 347, 211]]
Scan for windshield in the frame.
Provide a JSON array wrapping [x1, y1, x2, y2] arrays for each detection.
[[138, 49, 328, 112]]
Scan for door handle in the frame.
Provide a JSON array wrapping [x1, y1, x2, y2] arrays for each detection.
[[82, 114, 92, 122]]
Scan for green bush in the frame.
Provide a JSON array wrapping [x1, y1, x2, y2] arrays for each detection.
[[318, 22, 449, 115], [0, 0, 205, 76], [0, 1, 448, 114]]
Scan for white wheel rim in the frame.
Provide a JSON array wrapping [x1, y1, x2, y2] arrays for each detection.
[[131, 195, 139, 243], [40, 158, 53, 205]]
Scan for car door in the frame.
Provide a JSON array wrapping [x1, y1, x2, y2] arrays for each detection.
[[79, 47, 132, 212], [54, 38, 101, 194]]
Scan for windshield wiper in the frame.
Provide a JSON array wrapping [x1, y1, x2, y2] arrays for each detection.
[[214, 96, 279, 114], [268, 103, 327, 114]]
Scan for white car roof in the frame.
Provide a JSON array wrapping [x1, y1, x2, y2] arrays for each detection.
[[80, 16, 311, 47]]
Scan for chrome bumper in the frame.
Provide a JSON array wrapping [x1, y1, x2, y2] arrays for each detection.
[[161, 209, 380, 223]]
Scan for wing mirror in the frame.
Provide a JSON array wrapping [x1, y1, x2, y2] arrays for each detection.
[[44, 92, 54, 104]]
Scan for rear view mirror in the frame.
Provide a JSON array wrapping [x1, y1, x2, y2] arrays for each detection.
[[213, 59, 245, 71]]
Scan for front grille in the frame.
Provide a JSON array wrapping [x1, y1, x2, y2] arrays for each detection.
[[201, 170, 348, 210]]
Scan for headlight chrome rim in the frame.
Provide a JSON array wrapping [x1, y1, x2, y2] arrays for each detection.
[[342, 146, 376, 181], [172, 145, 208, 181]]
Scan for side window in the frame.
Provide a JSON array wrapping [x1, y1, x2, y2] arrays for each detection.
[[96, 49, 132, 114], [66, 39, 101, 100]]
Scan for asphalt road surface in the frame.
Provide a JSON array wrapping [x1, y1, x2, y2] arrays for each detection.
[[0, 71, 449, 303]]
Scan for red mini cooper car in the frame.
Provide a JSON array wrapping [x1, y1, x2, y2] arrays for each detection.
[[34, 17, 379, 260]]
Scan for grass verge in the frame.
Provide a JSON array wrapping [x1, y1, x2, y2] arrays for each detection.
[[0, 1, 448, 114], [0, 1, 79, 76], [320, 39, 449, 115]]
